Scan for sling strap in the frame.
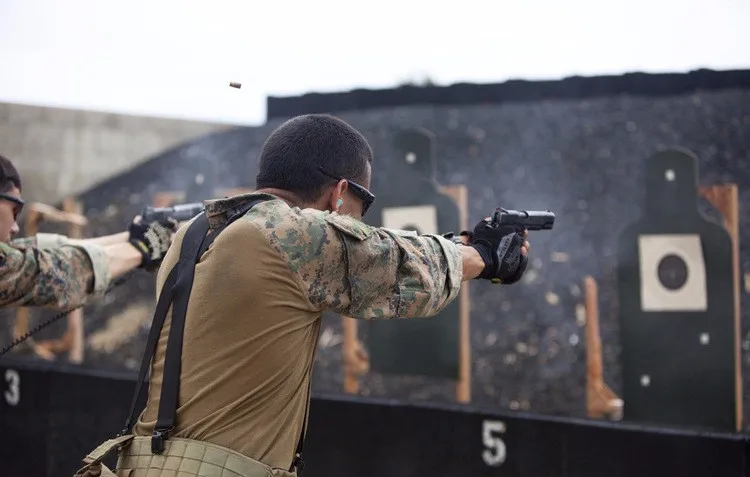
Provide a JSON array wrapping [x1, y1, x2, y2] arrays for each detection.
[[151, 209, 213, 453], [118, 197, 310, 474]]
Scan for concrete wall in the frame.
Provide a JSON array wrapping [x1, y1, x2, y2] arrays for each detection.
[[0, 101, 232, 204]]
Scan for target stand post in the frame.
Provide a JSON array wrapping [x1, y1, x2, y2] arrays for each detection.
[[697, 184, 742, 431], [584, 275, 623, 420], [13, 198, 89, 363]]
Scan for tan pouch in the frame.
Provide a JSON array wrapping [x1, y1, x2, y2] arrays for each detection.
[[116, 436, 290, 477], [73, 435, 134, 477]]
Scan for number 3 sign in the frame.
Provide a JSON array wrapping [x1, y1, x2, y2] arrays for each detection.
[[4, 368, 20, 406]]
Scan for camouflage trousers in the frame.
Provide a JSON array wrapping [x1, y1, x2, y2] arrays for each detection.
[[74, 435, 297, 477]]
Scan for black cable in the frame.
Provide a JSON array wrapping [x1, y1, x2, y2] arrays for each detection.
[[0, 271, 136, 359]]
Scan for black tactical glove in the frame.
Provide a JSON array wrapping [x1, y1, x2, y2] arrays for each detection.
[[468, 218, 528, 284], [128, 217, 178, 270]]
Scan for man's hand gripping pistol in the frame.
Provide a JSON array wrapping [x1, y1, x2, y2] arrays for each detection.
[[444, 208, 555, 285], [126, 203, 205, 270]]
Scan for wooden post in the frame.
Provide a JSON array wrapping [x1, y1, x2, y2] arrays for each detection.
[[26, 199, 89, 362], [13, 207, 58, 360], [13, 208, 41, 343], [584, 276, 622, 419], [440, 185, 471, 404], [341, 185, 472, 404], [13, 202, 89, 361], [698, 184, 742, 431], [62, 197, 85, 364], [342, 318, 361, 394]]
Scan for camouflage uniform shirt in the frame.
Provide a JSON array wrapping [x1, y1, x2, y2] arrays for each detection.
[[0, 233, 112, 310], [130, 193, 463, 474]]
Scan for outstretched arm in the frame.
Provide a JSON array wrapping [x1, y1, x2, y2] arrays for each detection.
[[0, 241, 113, 310], [1, 220, 175, 311], [255, 204, 486, 320], [11, 231, 130, 249], [71, 231, 130, 247]]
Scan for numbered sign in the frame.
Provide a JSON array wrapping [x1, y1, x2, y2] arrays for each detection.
[[616, 149, 739, 431], [3, 368, 20, 406], [481, 420, 507, 467], [0, 363, 52, 477]]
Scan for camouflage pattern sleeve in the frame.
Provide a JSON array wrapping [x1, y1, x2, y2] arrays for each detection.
[[250, 201, 463, 320], [0, 240, 111, 310], [10, 233, 71, 249], [9, 236, 36, 248]]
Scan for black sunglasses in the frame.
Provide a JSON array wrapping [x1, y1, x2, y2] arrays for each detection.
[[316, 166, 375, 217], [0, 193, 24, 220]]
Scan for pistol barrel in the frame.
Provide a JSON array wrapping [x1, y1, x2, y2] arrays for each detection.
[[493, 208, 555, 231], [142, 203, 205, 223]]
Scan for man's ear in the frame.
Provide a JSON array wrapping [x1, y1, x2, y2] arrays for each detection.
[[337, 179, 349, 196], [329, 179, 348, 212]]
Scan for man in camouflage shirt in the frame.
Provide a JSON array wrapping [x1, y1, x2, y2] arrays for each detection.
[[105, 115, 531, 477], [0, 154, 176, 310]]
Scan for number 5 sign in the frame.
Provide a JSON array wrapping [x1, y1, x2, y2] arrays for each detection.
[[482, 420, 507, 467]]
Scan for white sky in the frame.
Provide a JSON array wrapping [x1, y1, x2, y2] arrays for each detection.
[[1, 0, 749, 126]]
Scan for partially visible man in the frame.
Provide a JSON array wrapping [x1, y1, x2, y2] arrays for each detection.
[[77, 115, 532, 477], [0, 154, 177, 310]]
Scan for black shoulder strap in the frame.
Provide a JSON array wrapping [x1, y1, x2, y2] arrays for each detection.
[[117, 212, 212, 445], [118, 264, 178, 437], [150, 211, 212, 453]]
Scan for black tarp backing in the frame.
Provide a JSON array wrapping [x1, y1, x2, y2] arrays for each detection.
[[1, 358, 748, 477]]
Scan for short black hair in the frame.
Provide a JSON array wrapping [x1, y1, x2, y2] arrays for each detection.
[[0, 155, 21, 193], [255, 114, 373, 203]]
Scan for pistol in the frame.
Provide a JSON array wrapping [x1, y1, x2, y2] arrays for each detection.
[[141, 203, 205, 223], [490, 208, 555, 231], [443, 208, 554, 245]]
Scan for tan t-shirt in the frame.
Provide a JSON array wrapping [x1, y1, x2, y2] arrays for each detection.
[[133, 193, 463, 472]]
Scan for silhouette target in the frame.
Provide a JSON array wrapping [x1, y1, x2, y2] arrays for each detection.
[[363, 128, 462, 379], [616, 149, 736, 431]]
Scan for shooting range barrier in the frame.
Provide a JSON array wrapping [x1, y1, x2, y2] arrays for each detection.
[[1, 357, 748, 477], [5, 142, 743, 476], [4, 69, 748, 475]]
